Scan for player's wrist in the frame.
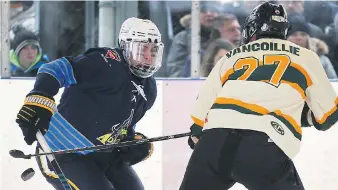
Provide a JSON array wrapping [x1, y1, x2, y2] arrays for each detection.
[[190, 124, 203, 138], [24, 92, 56, 114], [118, 132, 153, 165], [33, 73, 61, 97]]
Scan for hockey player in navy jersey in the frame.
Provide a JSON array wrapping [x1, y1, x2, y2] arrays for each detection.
[[15, 17, 164, 190]]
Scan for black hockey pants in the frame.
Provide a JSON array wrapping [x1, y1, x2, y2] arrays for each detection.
[[180, 128, 305, 190], [36, 147, 144, 190]]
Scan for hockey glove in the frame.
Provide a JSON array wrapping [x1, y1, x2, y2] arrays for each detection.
[[16, 92, 56, 145], [188, 136, 196, 150], [117, 132, 154, 166], [188, 124, 203, 150]]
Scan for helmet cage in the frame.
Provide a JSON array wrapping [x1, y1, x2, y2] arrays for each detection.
[[122, 40, 164, 78]]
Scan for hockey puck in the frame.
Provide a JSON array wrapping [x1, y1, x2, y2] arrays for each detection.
[[21, 168, 35, 181]]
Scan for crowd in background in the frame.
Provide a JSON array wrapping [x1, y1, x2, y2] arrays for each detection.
[[167, 0, 338, 78], [7, 0, 338, 79]]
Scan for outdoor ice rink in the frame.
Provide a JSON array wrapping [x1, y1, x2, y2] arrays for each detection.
[[1, 80, 338, 190]]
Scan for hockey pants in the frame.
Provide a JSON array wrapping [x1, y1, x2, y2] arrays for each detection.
[[180, 128, 305, 190], [36, 147, 144, 190]]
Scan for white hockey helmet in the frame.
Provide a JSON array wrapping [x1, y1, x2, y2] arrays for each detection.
[[118, 17, 164, 78]]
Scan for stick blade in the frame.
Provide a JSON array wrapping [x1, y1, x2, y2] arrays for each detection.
[[9, 149, 25, 158]]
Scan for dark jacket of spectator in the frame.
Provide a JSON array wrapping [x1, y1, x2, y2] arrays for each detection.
[[289, 13, 325, 40], [166, 3, 220, 77], [310, 38, 338, 79], [327, 13, 338, 73]]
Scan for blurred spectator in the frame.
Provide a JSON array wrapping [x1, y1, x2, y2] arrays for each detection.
[[222, 1, 270, 26], [279, 0, 325, 40], [180, 39, 235, 78], [10, 1, 36, 40], [10, 27, 49, 77], [287, 16, 310, 48], [280, 0, 304, 14], [210, 14, 241, 47], [325, 13, 338, 48], [166, 2, 220, 77], [287, 20, 337, 79], [327, 13, 338, 72], [310, 37, 337, 79], [287, 15, 310, 44], [200, 39, 236, 77], [304, 1, 335, 31]]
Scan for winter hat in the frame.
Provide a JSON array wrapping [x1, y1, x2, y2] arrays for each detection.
[[11, 26, 41, 56], [287, 15, 310, 36], [200, 1, 221, 13]]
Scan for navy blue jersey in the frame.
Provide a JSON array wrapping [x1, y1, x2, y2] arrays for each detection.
[[33, 47, 157, 154]]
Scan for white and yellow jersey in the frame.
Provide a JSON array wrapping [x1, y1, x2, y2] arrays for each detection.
[[191, 38, 338, 159]]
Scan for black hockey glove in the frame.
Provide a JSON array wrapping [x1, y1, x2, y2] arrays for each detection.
[[117, 132, 154, 166], [188, 124, 203, 150], [16, 92, 55, 145], [188, 136, 196, 150]]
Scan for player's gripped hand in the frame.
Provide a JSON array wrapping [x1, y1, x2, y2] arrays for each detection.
[[191, 136, 199, 144], [188, 124, 203, 150], [16, 92, 55, 145], [188, 136, 198, 150], [117, 132, 154, 166]]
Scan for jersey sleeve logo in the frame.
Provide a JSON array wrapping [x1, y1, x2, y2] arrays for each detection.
[[105, 49, 121, 62]]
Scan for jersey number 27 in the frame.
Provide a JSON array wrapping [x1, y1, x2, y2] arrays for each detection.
[[234, 54, 291, 87]]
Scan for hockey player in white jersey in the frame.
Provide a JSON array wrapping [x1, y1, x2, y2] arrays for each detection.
[[180, 2, 338, 190]]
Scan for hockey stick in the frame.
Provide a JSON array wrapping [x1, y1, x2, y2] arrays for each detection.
[[10, 132, 191, 159], [35, 130, 73, 190]]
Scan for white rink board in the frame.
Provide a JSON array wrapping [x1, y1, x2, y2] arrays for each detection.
[[1, 79, 338, 190]]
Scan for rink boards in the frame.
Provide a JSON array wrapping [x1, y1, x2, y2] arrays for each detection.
[[1, 79, 338, 190]]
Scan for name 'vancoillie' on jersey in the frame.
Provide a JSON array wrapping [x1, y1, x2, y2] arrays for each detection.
[[226, 41, 301, 58], [190, 38, 338, 159]]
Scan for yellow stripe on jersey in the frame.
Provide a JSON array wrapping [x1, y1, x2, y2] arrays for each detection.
[[215, 97, 269, 114], [316, 97, 338, 124], [191, 116, 205, 127], [221, 69, 234, 84], [260, 80, 306, 99], [281, 80, 306, 99], [289, 63, 313, 87], [213, 97, 302, 136], [274, 110, 302, 135]]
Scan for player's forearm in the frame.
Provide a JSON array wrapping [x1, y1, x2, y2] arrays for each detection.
[[31, 73, 61, 97]]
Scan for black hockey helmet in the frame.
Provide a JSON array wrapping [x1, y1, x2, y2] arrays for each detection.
[[241, 2, 290, 45]]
